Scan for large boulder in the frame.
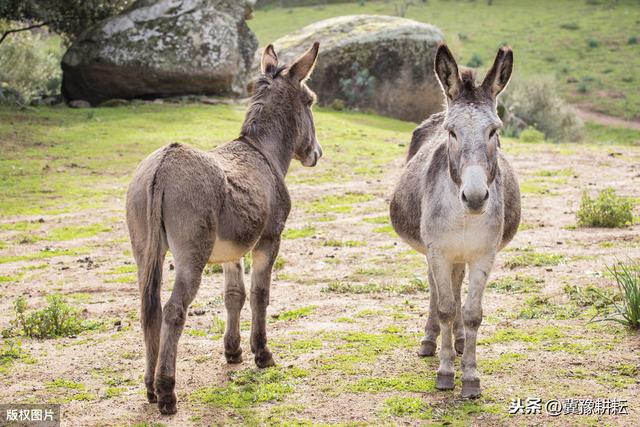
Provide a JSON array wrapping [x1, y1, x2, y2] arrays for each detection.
[[62, 0, 259, 105], [258, 15, 445, 122]]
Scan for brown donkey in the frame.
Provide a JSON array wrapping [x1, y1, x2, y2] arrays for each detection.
[[126, 42, 322, 414], [390, 44, 520, 398]]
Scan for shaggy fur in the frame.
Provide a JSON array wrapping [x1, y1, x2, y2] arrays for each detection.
[[390, 44, 521, 398], [126, 42, 322, 415]]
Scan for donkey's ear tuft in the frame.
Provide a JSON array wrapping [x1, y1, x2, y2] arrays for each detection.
[[434, 43, 462, 100], [482, 46, 513, 98], [261, 44, 278, 75], [288, 41, 320, 84]]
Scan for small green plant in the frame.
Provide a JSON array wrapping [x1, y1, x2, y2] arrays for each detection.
[[576, 188, 634, 228], [628, 36, 638, 45], [593, 260, 640, 329], [505, 252, 564, 269], [339, 63, 375, 108], [564, 284, 619, 310], [466, 53, 483, 68], [587, 38, 599, 48], [560, 22, 580, 30], [519, 126, 545, 143], [7, 295, 94, 339]]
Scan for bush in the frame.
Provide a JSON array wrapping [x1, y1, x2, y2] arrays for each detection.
[[5, 295, 94, 339], [0, 20, 62, 104], [466, 53, 483, 68], [500, 77, 583, 141], [629, 36, 638, 45], [593, 260, 640, 329], [576, 188, 634, 228], [519, 126, 545, 143], [339, 63, 375, 108]]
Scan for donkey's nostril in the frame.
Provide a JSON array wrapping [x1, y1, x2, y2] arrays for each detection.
[[483, 190, 489, 201], [461, 191, 468, 203]]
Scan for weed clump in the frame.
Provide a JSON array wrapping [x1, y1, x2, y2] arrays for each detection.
[[593, 260, 640, 329], [576, 188, 634, 228], [4, 295, 97, 339]]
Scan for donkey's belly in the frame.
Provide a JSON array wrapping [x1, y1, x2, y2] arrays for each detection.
[[208, 239, 251, 264]]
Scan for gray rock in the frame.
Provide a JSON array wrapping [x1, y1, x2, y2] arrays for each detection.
[[69, 100, 91, 108], [62, 0, 258, 105], [257, 15, 445, 122], [99, 98, 130, 107]]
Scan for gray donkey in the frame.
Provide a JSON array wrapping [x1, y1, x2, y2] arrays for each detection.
[[390, 44, 520, 398], [126, 42, 322, 414]]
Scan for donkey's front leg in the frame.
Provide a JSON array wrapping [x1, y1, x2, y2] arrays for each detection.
[[428, 249, 456, 390], [461, 254, 494, 399], [419, 269, 440, 357], [452, 264, 466, 355], [250, 236, 280, 368]]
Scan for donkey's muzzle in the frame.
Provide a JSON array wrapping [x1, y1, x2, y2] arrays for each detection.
[[461, 188, 489, 214]]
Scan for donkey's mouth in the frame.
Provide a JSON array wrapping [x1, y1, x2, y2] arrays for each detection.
[[302, 150, 320, 167]]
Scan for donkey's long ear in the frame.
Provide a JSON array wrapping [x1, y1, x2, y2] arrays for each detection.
[[261, 44, 278, 75], [481, 46, 513, 98], [288, 41, 320, 84], [434, 44, 462, 100]]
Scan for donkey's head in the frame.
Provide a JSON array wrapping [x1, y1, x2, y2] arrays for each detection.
[[243, 42, 323, 167], [434, 44, 513, 214]]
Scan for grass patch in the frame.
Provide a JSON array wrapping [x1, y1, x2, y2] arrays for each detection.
[[576, 188, 634, 228], [282, 225, 316, 239], [271, 305, 316, 322], [47, 223, 111, 241], [348, 374, 436, 393], [488, 275, 543, 293], [323, 239, 366, 247], [480, 326, 564, 345], [0, 247, 90, 264], [322, 278, 427, 295], [383, 396, 432, 420], [305, 192, 375, 214], [0, 339, 32, 374], [505, 252, 565, 269], [191, 366, 308, 409], [517, 295, 577, 320]]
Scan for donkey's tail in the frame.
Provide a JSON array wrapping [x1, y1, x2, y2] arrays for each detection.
[[140, 145, 177, 330]]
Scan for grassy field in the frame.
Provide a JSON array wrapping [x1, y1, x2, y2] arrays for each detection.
[[250, 0, 640, 120], [0, 103, 639, 425]]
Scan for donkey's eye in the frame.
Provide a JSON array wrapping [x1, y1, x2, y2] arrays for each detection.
[[489, 129, 497, 139], [449, 131, 457, 140]]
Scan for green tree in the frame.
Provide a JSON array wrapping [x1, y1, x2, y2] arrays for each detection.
[[0, 0, 133, 45]]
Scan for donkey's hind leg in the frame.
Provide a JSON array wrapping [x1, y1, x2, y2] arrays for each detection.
[[250, 236, 281, 368], [419, 268, 440, 357], [155, 250, 209, 414], [452, 264, 466, 355], [223, 259, 246, 364]]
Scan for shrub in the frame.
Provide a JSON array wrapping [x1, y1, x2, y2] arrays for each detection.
[[6, 295, 94, 339], [500, 77, 583, 141], [576, 188, 634, 228], [587, 39, 599, 48], [519, 126, 545, 143], [629, 36, 638, 45], [0, 20, 62, 104], [339, 63, 375, 108], [466, 53, 483, 68], [593, 260, 640, 329]]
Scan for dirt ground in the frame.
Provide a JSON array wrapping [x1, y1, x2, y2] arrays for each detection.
[[0, 115, 639, 426]]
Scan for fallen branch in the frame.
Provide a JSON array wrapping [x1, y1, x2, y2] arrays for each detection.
[[0, 21, 49, 46]]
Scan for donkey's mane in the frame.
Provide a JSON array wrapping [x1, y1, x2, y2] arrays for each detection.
[[240, 65, 288, 140]]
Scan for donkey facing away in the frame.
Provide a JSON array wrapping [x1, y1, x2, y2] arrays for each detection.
[[390, 44, 521, 398], [126, 42, 322, 414]]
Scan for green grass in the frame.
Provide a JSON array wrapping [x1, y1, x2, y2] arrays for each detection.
[[576, 188, 634, 228], [271, 305, 316, 321], [322, 278, 427, 294], [488, 275, 543, 293], [251, 0, 640, 119], [383, 396, 432, 420], [348, 374, 436, 393], [282, 225, 316, 239], [191, 366, 308, 409], [47, 223, 111, 241], [505, 252, 565, 269]]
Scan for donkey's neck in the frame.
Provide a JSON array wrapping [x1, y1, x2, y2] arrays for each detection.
[[254, 134, 294, 177]]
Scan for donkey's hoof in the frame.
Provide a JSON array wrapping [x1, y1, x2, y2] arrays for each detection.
[[255, 350, 276, 368], [455, 338, 465, 355], [461, 378, 481, 399], [436, 372, 455, 390], [225, 350, 243, 364], [157, 394, 177, 415], [418, 340, 437, 357], [146, 390, 158, 403]]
